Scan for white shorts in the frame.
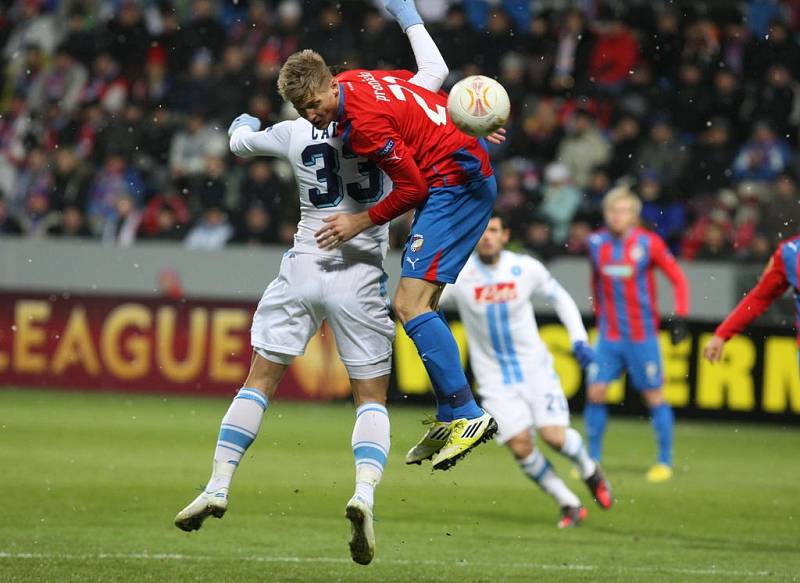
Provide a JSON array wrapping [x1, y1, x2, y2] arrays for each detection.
[[251, 251, 395, 378], [479, 362, 570, 444]]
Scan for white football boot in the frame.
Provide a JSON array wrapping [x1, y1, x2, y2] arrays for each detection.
[[345, 495, 375, 565], [174, 489, 228, 532]]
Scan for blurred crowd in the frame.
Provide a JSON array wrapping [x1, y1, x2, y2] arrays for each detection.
[[1, 0, 800, 260]]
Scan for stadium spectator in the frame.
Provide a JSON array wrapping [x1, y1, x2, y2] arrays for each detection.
[[634, 118, 688, 191], [27, 45, 87, 115], [732, 121, 791, 183], [86, 154, 145, 234], [2, 0, 59, 63], [761, 172, 800, 245], [184, 205, 233, 250], [521, 215, 559, 261], [549, 8, 594, 95], [556, 106, 611, 189], [51, 148, 91, 212], [46, 204, 93, 239], [588, 10, 638, 95], [0, 194, 23, 236], [682, 117, 736, 197], [139, 187, 191, 241], [101, 192, 142, 247], [100, 0, 150, 76], [539, 162, 582, 244], [168, 113, 228, 180], [231, 202, 279, 246]]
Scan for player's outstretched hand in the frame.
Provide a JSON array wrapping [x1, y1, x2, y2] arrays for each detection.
[[228, 113, 260, 137], [703, 334, 725, 363], [384, 0, 423, 31], [315, 212, 374, 250], [666, 316, 689, 345], [572, 341, 595, 369], [486, 128, 507, 145]]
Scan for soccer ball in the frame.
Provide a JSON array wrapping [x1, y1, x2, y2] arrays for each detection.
[[447, 75, 511, 138]]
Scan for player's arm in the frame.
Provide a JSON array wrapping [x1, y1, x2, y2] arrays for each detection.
[[385, 1, 506, 145], [704, 250, 790, 362], [315, 121, 428, 248], [650, 235, 691, 344], [228, 115, 292, 159], [530, 260, 594, 368]]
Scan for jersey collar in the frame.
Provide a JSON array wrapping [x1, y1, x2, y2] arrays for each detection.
[[337, 82, 346, 121]]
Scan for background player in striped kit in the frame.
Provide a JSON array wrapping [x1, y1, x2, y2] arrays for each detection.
[[438, 213, 612, 528], [585, 187, 690, 483], [704, 235, 800, 365]]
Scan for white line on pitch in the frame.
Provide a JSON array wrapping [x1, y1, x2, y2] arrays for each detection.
[[0, 551, 775, 578]]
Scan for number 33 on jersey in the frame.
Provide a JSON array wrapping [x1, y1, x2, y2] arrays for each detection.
[[229, 118, 391, 262]]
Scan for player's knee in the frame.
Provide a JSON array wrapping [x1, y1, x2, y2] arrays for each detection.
[[538, 426, 566, 450], [587, 384, 607, 404], [245, 349, 289, 397], [507, 432, 534, 460], [642, 388, 665, 407]]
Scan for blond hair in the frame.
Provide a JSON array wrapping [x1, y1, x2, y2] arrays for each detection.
[[602, 185, 642, 216], [277, 49, 332, 107]]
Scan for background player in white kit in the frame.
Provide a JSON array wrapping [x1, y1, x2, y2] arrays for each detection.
[[436, 214, 613, 527], [172, 11, 451, 565]]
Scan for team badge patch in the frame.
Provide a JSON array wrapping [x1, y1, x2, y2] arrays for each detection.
[[629, 244, 644, 262], [511, 265, 522, 276], [410, 234, 424, 253], [377, 138, 395, 158]]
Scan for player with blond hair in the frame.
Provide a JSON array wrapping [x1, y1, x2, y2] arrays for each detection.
[[585, 186, 690, 482], [276, 1, 506, 474]]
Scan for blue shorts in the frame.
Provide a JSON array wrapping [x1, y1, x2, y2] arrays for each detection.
[[401, 174, 497, 284], [590, 336, 663, 391]]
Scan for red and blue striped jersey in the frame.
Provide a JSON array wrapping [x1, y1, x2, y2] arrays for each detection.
[[588, 227, 689, 342], [716, 235, 800, 346]]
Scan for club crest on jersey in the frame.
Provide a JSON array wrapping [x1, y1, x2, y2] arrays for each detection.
[[410, 234, 424, 253], [511, 265, 522, 276], [474, 282, 517, 303], [629, 244, 644, 262]]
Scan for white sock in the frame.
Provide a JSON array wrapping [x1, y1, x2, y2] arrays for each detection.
[[206, 387, 268, 492], [559, 427, 597, 479], [351, 403, 390, 508], [519, 449, 581, 508]]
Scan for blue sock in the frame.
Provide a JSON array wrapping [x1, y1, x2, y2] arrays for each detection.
[[583, 403, 608, 461], [650, 403, 674, 466], [404, 312, 483, 420]]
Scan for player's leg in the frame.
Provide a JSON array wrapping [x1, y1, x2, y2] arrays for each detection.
[[175, 252, 322, 531], [538, 425, 612, 510], [174, 352, 288, 532], [507, 431, 586, 528], [584, 337, 624, 461], [397, 177, 498, 470], [322, 259, 394, 565], [528, 366, 613, 511], [627, 338, 673, 482], [346, 374, 390, 566]]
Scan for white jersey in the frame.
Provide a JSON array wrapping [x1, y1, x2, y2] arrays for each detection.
[[440, 250, 588, 390], [230, 119, 391, 263]]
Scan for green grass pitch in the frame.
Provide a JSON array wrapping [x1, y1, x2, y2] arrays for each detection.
[[1, 389, 798, 582]]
